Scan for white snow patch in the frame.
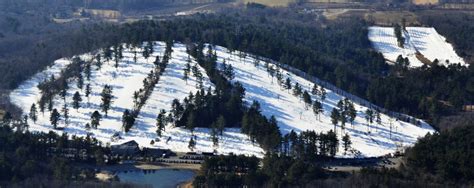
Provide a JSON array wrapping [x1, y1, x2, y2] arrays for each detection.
[[368, 26, 466, 67], [213, 45, 435, 157]]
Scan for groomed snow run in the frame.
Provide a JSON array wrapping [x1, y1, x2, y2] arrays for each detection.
[[368, 26, 466, 67], [213, 45, 435, 157], [10, 41, 435, 158], [10, 42, 264, 157]]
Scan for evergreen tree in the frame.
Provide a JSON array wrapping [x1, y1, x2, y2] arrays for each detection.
[[72, 91, 82, 111], [156, 110, 166, 137], [348, 102, 357, 127], [60, 78, 68, 101], [122, 110, 135, 132], [188, 136, 196, 151], [293, 82, 302, 96], [327, 130, 338, 157], [85, 62, 91, 81], [50, 109, 60, 129], [312, 100, 323, 121], [223, 63, 235, 80], [331, 108, 340, 134], [376, 110, 382, 125], [365, 109, 374, 132], [285, 78, 292, 92], [302, 91, 312, 109], [47, 97, 54, 112], [91, 111, 102, 129], [311, 84, 319, 95], [85, 83, 91, 101], [342, 133, 351, 155], [100, 85, 113, 116], [95, 53, 102, 70], [77, 73, 84, 90], [62, 104, 69, 126], [320, 87, 327, 101], [29, 103, 37, 123], [183, 61, 190, 83], [215, 115, 226, 136], [210, 127, 218, 148], [186, 111, 196, 132], [39, 100, 46, 115]]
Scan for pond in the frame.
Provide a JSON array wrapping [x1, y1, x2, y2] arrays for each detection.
[[117, 169, 196, 188]]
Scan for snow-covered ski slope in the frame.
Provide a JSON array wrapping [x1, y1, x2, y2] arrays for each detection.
[[368, 26, 466, 67], [10, 41, 434, 158], [10, 42, 263, 157], [213, 45, 435, 157]]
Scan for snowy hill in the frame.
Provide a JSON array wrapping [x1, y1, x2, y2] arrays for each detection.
[[213, 46, 434, 157], [368, 26, 466, 67], [10, 42, 435, 158]]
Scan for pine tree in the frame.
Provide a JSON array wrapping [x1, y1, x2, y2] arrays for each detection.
[[62, 104, 69, 126], [85, 84, 91, 101], [122, 110, 135, 132], [342, 133, 352, 155], [302, 91, 312, 109], [188, 136, 196, 151], [96, 53, 102, 70], [91, 111, 102, 129], [85, 62, 91, 81], [285, 78, 292, 92], [215, 115, 226, 136], [50, 109, 60, 129], [311, 84, 319, 95], [72, 91, 82, 111], [320, 87, 327, 101], [100, 85, 113, 116], [331, 108, 340, 134], [376, 110, 382, 125], [348, 102, 357, 127], [183, 62, 190, 83], [210, 127, 218, 148], [223, 63, 235, 80], [293, 82, 302, 96], [39, 99, 46, 115], [156, 109, 166, 137], [29, 103, 37, 123], [312, 100, 323, 121], [186, 111, 196, 132], [365, 109, 374, 132], [60, 78, 68, 101], [77, 73, 84, 90], [48, 97, 53, 112]]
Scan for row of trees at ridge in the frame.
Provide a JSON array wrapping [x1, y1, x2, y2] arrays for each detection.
[[123, 41, 173, 133]]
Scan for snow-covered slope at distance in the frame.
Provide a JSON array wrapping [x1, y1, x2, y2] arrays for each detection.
[[368, 26, 466, 67], [213, 46, 435, 157], [10, 42, 263, 157], [10, 41, 434, 158]]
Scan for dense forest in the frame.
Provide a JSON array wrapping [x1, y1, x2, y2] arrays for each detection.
[[0, 121, 106, 184]]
